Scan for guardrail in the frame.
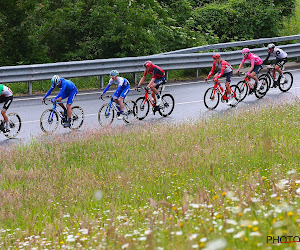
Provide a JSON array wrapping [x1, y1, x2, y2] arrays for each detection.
[[0, 35, 299, 95]]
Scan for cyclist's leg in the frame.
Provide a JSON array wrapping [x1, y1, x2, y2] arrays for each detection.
[[1, 96, 13, 130], [117, 86, 130, 112], [224, 72, 233, 96], [250, 64, 263, 87], [153, 76, 166, 105], [65, 88, 77, 126]]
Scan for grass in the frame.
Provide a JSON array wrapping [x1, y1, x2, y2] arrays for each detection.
[[0, 98, 300, 249]]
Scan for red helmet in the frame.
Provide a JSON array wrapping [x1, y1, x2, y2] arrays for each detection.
[[143, 61, 152, 68], [212, 54, 220, 59]]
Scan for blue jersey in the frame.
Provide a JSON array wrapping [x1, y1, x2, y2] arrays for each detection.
[[102, 77, 130, 94], [44, 78, 77, 100]]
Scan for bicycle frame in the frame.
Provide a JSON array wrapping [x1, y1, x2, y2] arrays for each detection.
[[104, 99, 119, 117], [46, 101, 65, 122], [211, 81, 230, 101], [138, 85, 165, 107]]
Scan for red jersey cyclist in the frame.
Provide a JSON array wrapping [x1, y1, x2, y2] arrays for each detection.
[[136, 61, 166, 109], [236, 48, 263, 93], [205, 54, 234, 105], [263, 43, 288, 85]]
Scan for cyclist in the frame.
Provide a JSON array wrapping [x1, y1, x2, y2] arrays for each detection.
[[136, 61, 166, 109], [0, 84, 13, 132], [42, 75, 77, 128], [205, 54, 234, 105], [236, 48, 263, 94], [263, 43, 288, 84], [99, 70, 130, 119]]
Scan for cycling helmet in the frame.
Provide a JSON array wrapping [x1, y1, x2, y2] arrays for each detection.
[[212, 53, 221, 59], [241, 48, 250, 54], [51, 75, 60, 86], [143, 61, 152, 68], [267, 43, 275, 50], [110, 70, 119, 76]]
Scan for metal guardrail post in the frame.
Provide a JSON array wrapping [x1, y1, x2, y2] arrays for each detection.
[[298, 40, 300, 62], [27, 81, 32, 95], [165, 71, 168, 80], [196, 69, 199, 78], [100, 76, 104, 88], [133, 73, 137, 84]]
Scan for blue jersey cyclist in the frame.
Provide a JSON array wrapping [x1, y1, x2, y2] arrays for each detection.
[[42, 75, 77, 128], [99, 70, 130, 119]]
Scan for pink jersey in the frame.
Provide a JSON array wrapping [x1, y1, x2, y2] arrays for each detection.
[[242, 53, 263, 66]]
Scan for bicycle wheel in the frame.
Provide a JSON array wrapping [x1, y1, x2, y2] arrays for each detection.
[[98, 103, 114, 126], [255, 75, 269, 99], [204, 87, 219, 110], [260, 73, 272, 89], [278, 72, 293, 92], [4, 113, 22, 139], [40, 109, 59, 133], [158, 94, 175, 117], [236, 81, 248, 101], [70, 106, 84, 130], [123, 100, 138, 124], [229, 85, 241, 107], [135, 97, 150, 120]]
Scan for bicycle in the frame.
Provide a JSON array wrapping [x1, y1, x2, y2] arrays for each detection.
[[259, 64, 293, 92], [135, 85, 175, 120], [98, 96, 138, 126], [40, 100, 84, 133], [0, 113, 21, 139], [236, 73, 268, 101], [204, 79, 241, 110]]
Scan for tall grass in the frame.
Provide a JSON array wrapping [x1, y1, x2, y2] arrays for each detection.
[[0, 99, 300, 249]]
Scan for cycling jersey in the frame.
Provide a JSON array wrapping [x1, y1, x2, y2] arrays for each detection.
[[0, 85, 13, 97], [263, 47, 288, 64], [44, 78, 77, 101], [207, 60, 233, 79], [242, 53, 263, 66], [102, 77, 130, 99], [143, 64, 165, 79]]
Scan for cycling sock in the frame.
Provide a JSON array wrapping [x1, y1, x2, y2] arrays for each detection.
[[156, 93, 160, 99], [5, 122, 9, 129]]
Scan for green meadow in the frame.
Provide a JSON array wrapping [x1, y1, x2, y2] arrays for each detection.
[[0, 99, 300, 249]]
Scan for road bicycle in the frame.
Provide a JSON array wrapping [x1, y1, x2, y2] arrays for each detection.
[[236, 73, 268, 101], [0, 113, 21, 139], [135, 85, 175, 120], [204, 79, 241, 110], [40, 100, 84, 133], [98, 96, 138, 126], [259, 64, 293, 92]]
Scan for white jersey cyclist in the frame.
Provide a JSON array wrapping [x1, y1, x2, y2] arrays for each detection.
[[102, 76, 130, 99], [0, 85, 13, 98], [263, 45, 288, 66]]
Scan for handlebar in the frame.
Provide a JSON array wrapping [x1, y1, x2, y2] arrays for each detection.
[[135, 86, 150, 93]]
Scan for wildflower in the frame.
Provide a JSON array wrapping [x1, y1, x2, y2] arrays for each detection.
[[145, 230, 152, 235], [200, 237, 207, 242], [203, 238, 227, 250], [296, 188, 300, 194], [189, 234, 198, 241], [138, 237, 147, 241], [226, 219, 237, 225], [288, 212, 294, 216], [252, 227, 259, 231], [176, 231, 183, 236], [233, 231, 245, 239], [66, 235, 75, 242], [122, 243, 129, 249], [192, 244, 199, 248], [226, 228, 235, 233], [249, 232, 261, 236]]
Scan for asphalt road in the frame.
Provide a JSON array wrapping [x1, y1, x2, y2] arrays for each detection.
[[2, 67, 300, 147]]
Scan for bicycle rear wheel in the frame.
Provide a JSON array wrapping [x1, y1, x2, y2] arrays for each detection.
[[278, 72, 293, 92], [123, 100, 138, 124], [236, 81, 248, 101], [70, 106, 84, 130], [255, 75, 269, 99], [204, 87, 219, 110], [4, 113, 22, 139], [98, 103, 114, 126], [135, 97, 150, 120], [40, 109, 59, 133], [158, 94, 175, 117], [229, 85, 241, 107]]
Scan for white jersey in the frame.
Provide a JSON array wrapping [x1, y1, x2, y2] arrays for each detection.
[[0, 85, 13, 97], [271, 48, 287, 59], [108, 77, 130, 88]]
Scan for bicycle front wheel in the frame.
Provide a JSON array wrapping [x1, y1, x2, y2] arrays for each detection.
[[229, 85, 241, 107], [98, 104, 114, 126], [135, 97, 150, 120], [236, 81, 248, 101], [70, 106, 84, 130], [158, 94, 175, 117], [204, 87, 219, 110], [40, 109, 59, 133], [123, 100, 138, 124], [255, 75, 269, 99], [4, 113, 22, 139], [278, 72, 293, 92]]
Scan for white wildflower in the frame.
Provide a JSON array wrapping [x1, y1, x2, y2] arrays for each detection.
[[225, 228, 235, 233], [200, 237, 207, 242], [226, 219, 237, 225], [203, 238, 227, 250], [189, 234, 198, 241], [233, 231, 245, 239], [122, 243, 129, 249]]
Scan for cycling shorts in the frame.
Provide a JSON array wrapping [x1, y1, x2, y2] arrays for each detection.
[[113, 85, 130, 99], [218, 71, 233, 83], [60, 88, 77, 105], [251, 64, 263, 74], [275, 57, 287, 67], [154, 76, 166, 89], [0, 96, 13, 111]]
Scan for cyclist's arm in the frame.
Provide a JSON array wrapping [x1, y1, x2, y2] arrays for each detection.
[[138, 70, 147, 86], [55, 84, 67, 100], [206, 63, 216, 80], [263, 52, 271, 65], [147, 77, 155, 88], [43, 86, 55, 99], [216, 62, 226, 79], [247, 60, 255, 75]]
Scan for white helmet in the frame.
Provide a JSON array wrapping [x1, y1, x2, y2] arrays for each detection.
[[51, 75, 60, 86], [267, 43, 275, 50]]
